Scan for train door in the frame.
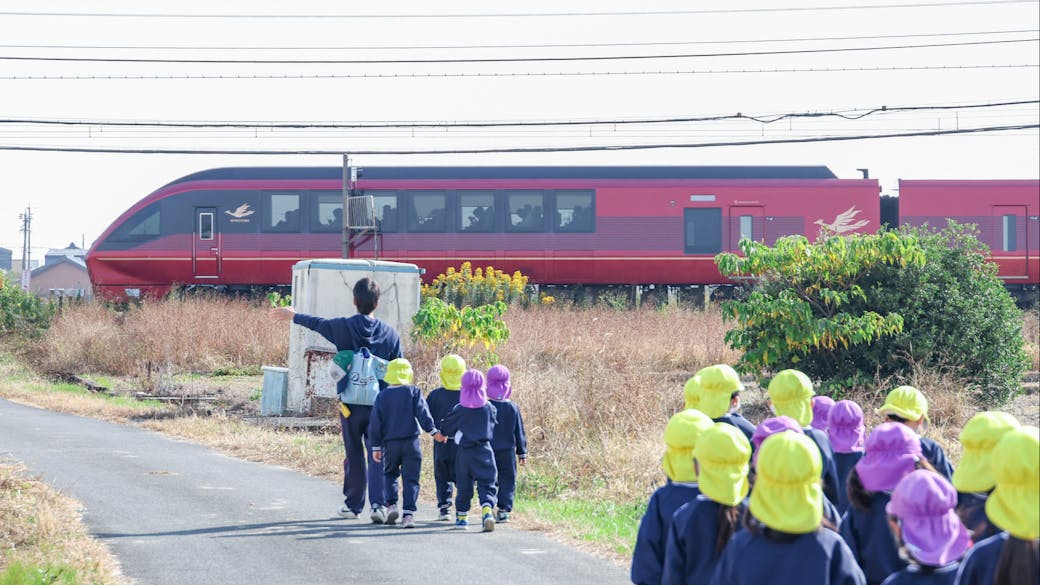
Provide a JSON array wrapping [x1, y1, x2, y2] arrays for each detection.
[[994, 205, 1028, 279], [729, 206, 763, 250], [193, 207, 220, 279]]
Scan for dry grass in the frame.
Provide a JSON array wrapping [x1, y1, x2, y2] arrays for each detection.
[[1024, 309, 1039, 371], [0, 461, 128, 584]]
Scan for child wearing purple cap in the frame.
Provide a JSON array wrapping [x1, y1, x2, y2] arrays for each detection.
[[829, 400, 866, 516], [439, 369, 499, 532], [880, 470, 970, 585], [486, 364, 527, 523], [840, 422, 939, 585], [812, 396, 836, 432]]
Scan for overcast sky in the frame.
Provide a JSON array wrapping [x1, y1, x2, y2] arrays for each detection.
[[1, 0, 1038, 259]]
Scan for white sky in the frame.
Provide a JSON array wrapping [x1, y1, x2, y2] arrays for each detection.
[[1, 0, 1038, 260]]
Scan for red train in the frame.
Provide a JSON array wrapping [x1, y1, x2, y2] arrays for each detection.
[[85, 166, 1039, 300]]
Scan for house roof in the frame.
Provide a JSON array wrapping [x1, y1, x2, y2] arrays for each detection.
[[31, 255, 87, 278]]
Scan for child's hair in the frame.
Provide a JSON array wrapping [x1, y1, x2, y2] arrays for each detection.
[[742, 511, 836, 543], [847, 459, 937, 512], [994, 537, 1040, 585], [353, 278, 380, 314], [715, 505, 742, 554]]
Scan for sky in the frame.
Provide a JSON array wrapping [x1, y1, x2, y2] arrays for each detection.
[[1, 0, 1038, 261]]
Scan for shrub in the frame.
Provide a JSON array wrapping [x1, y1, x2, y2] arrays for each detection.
[[0, 272, 54, 338], [411, 297, 510, 365], [421, 262, 528, 307], [717, 223, 1030, 405]]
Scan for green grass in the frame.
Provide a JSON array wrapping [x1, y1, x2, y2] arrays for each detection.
[[0, 562, 77, 585], [515, 495, 645, 557]]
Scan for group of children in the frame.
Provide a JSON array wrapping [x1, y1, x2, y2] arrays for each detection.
[[367, 354, 527, 533], [633, 364, 1039, 585]]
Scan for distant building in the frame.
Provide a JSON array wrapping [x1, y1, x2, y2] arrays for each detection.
[[30, 255, 92, 299], [0, 247, 11, 272], [44, 242, 87, 266]]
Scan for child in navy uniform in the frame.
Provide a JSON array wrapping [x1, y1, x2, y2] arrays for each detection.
[[486, 364, 527, 523], [631, 408, 715, 585], [828, 400, 866, 516], [879, 470, 970, 585], [876, 386, 954, 481], [426, 354, 466, 521], [695, 364, 756, 442], [439, 369, 499, 532], [369, 358, 443, 529], [950, 411, 1020, 541]]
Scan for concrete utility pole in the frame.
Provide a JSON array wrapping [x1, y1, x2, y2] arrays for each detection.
[[18, 205, 32, 291]]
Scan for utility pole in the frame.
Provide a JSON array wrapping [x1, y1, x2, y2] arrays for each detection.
[[18, 205, 32, 291]]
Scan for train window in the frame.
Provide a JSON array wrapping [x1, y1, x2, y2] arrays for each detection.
[[199, 213, 214, 240], [507, 190, 544, 232], [555, 190, 594, 232], [311, 191, 342, 233], [459, 191, 495, 232], [370, 191, 398, 233], [408, 191, 447, 232], [684, 208, 722, 254], [108, 203, 161, 242], [1003, 214, 1017, 252], [739, 215, 754, 241], [265, 192, 300, 232]]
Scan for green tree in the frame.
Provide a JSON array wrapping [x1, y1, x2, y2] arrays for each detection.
[[716, 224, 1029, 405], [411, 297, 510, 365], [0, 272, 55, 337]]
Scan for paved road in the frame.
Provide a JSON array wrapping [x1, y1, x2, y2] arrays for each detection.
[[0, 399, 630, 585]]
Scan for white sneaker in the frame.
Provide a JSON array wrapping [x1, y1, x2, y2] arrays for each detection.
[[385, 504, 399, 526], [402, 514, 415, 529], [437, 507, 451, 521], [337, 505, 358, 519], [370, 505, 387, 524]]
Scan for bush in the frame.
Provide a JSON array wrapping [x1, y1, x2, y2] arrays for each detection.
[[717, 223, 1030, 405], [411, 297, 510, 366], [0, 272, 54, 338], [421, 262, 528, 307]]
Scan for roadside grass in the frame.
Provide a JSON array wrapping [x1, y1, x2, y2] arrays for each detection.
[[0, 461, 128, 585]]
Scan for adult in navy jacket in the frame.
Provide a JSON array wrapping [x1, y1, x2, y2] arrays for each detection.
[[271, 278, 403, 522]]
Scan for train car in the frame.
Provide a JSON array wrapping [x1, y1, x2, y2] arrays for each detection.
[[86, 166, 880, 299], [898, 179, 1039, 293]]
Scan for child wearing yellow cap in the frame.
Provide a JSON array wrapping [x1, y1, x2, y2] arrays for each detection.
[[952, 411, 1020, 541], [369, 358, 445, 529], [426, 354, 467, 520], [955, 426, 1039, 585], [696, 364, 756, 442], [766, 369, 841, 506], [661, 423, 751, 585], [710, 432, 866, 585], [683, 374, 702, 411], [631, 409, 715, 585], [876, 385, 954, 481]]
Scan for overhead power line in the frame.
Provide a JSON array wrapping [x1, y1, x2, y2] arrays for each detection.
[[1, 29, 1034, 52], [0, 1, 1030, 18], [2, 38, 1035, 64], [0, 124, 1035, 155], [2, 99, 1035, 130]]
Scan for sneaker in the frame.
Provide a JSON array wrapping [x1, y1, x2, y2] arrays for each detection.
[[401, 513, 415, 529], [370, 505, 387, 525], [496, 510, 510, 523], [437, 506, 451, 521], [482, 505, 495, 533], [385, 504, 399, 526], [337, 505, 358, 519], [453, 514, 469, 530]]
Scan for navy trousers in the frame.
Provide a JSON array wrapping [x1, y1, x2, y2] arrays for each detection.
[[433, 440, 458, 509], [381, 437, 422, 513], [339, 405, 385, 513], [455, 443, 498, 514], [493, 448, 518, 512]]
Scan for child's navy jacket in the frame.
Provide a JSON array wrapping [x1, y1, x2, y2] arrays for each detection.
[[714, 413, 756, 443], [954, 532, 1007, 585], [427, 387, 461, 432], [489, 399, 527, 457], [879, 563, 960, 585], [805, 426, 842, 506], [710, 528, 866, 585], [662, 495, 747, 585], [833, 451, 864, 516], [440, 403, 497, 447], [840, 492, 907, 585], [631, 482, 701, 585], [920, 437, 954, 481], [368, 384, 436, 449]]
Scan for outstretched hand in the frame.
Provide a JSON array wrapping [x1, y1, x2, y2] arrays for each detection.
[[432, 432, 447, 443], [269, 306, 296, 321]]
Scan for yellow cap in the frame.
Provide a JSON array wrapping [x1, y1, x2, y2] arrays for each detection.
[[683, 375, 702, 411], [662, 409, 715, 482], [986, 426, 1039, 540], [694, 423, 752, 507], [697, 364, 743, 419], [439, 354, 466, 390], [767, 370, 815, 427], [952, 412, 1021, 493], [877, 385, 930, 423], [384, 358, 414, 385], [750, 432, 823, 534]]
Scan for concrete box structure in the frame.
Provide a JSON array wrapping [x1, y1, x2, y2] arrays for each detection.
[[260, 366, 288, 416], [286, 259, 421, 415]]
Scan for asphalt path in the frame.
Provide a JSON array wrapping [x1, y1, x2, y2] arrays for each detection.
[[0, 398, 630, 585]]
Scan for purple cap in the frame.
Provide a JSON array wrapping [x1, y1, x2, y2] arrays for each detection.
[[486, 365, 512, 400], [887, 470, 971, 566], [856, 422, 922, 492], [751, 416, 804, 465], [459, 369, 488, 408], [810, 396, 835, 432], [828, 400, 866, 453]]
